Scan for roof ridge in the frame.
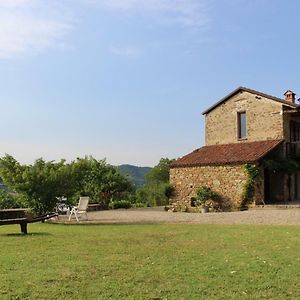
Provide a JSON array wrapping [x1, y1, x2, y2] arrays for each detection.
[[202, 86, 299, 115]]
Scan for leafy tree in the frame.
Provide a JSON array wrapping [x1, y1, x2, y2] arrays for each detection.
[[0, 154, 134, 213], [136, 183, 173, 207], [0, 155, 74, 214], [71, 157, 133, 207], [145, 158, 175, 184], [0, 190, 24, 209], [136, 158, 175, 207], [0, 155, 24, 190], [0, 177, 8, 191]]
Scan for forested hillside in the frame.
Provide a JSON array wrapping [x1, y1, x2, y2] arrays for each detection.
[[118, 165, 152, 188]]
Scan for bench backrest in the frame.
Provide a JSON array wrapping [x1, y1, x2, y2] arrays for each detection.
[[0, 209, 26, 220]]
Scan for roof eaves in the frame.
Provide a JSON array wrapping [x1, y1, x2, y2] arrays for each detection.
[[254, 139, 284, 161], [170, 139, 284, 168], [202, 86, 299, 115], [170, 160, 255, 168], [202, 86, 242, 115]]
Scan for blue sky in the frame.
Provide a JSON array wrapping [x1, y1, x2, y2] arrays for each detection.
[[1, 0, 300, 166]]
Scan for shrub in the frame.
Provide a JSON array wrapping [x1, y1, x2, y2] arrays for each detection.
[[135, 183, 173, 207], [0, 190, 25, 209], [196, 186, 219, 207], [109, 200, 132, 209], [164, 183, 175, 199], [132, 202, 146, 208], [241, 163, 259, 209]]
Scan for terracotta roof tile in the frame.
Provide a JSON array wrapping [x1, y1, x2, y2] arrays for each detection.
[[171, 140, 284, 168]]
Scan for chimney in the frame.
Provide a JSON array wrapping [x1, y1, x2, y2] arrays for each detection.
[[284, 90, 296, 103]]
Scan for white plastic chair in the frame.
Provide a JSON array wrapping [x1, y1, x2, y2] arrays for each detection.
[[68, 197, 90, 222]]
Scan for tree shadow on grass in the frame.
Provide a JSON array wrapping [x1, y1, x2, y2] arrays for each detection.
[[0, 232, 52, 237]]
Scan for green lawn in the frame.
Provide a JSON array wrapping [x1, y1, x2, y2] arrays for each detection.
[[1, 223, 300, 299]]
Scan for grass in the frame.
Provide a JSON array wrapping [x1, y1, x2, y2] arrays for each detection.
[[1, 223, 300, 299]]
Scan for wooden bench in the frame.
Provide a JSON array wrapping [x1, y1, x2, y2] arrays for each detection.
[[0, 209, 57, 234], [87, 203, 101, 211]]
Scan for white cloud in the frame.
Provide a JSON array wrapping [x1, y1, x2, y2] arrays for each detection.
[[110, 45, 143, 58], [0, 0, 73, 59], [0, 0, 211, 59], [89, 0, 211, 28]]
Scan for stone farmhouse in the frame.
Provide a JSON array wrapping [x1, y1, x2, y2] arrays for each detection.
[[170, 87, 300, 210]]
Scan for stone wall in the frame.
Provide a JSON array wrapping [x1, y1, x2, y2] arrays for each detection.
[[170, 163, 263, 210], [205, 91, 284, 146]]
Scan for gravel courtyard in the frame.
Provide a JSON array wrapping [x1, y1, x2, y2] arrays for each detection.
[[57, 207, 300, 225]]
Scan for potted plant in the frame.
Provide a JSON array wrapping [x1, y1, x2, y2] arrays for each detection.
[[196, 186, 218, 213]]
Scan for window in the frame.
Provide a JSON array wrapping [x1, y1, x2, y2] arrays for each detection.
[[238, 112, 247, 139], [190, 197, 197, 207], [290, 121, 300, 142]]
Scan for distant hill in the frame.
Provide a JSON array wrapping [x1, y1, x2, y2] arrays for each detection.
[[118, 165, 152, 188]]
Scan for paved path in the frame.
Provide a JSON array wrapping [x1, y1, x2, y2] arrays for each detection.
[[56, 207, 300, 225]]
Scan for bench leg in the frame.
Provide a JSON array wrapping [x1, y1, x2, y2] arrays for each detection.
[[20, 222, 27, 235]]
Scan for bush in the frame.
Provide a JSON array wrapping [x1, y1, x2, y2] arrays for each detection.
[[132, 202, 146, 208], [135, 183, 173, 207], [109, 200, 132, 209], [0, 190, 25, 209], [196, 186, 219, 207]]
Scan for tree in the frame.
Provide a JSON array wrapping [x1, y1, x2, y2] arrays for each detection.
[[136, 158, 175, 206], [136, 183, 173, 207], [0, 155, 74, 214], [0, 190, 23, 209], [0, 154, 134, 213], [74, 157, 134, 207], [145, 158, 175, 184]]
